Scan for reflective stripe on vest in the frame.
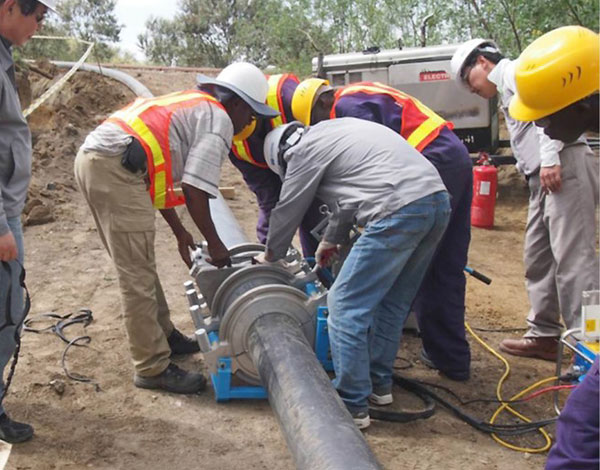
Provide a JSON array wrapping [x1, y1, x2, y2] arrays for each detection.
[[333, 82, 452, 152], [231, 74, 298, 169], [106, 90, 223, 209]]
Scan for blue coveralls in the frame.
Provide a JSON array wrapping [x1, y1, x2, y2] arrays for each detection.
[[334, 89, 473, 379], [229, 76, 320, 256], [546, 358, 599, 470]]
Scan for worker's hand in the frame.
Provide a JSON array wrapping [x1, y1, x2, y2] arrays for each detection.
[[0, 232, 18, 262], [206, 241, 231, 268], [253, 252, 294, 271], [540, 165, 562, 194], [175, 230, 195, 268], [315, 240, 339, 268]]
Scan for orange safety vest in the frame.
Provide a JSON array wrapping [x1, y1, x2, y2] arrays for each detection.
[[232, 74, 298, 168], [106, 90, 223, 209], [332, 82, 453, 152]]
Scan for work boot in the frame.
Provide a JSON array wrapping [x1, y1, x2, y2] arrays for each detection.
[[0, 413, 34, 443], [134, 363, 206, 394], [499, 337, 559, 361], [420, 348, 470, 381], [167, 329, 200, 355]]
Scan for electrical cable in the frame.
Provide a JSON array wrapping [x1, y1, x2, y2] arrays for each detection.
[[521, 385, 576, 403], [392, 375, 556, 435], [465, 322, 556, 453], [24, 309, 99, 390], [471, 327, 528, 333]]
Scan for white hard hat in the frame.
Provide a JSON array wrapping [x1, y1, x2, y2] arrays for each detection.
[[263, 121, 305, 180], [450, 38, 499, 88], [197, 62, 279, 118], [38, 0, 59, 13]]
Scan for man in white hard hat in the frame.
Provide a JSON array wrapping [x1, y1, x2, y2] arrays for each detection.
[[0, 0, 58, 444], [74, 63, 278, 395], [451, 39, 599, 361], [258, 118, 450, 429]]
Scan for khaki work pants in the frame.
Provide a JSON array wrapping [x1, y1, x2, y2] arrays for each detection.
[[524, 143, 599, 337], [74, 148, 173, 376]]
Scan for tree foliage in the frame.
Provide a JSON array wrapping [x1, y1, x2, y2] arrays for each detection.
[[20, 0, 122, 61], [139, 0, 598, 74]]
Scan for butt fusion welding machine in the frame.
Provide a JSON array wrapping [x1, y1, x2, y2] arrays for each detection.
[[184, 243, 332, 402]]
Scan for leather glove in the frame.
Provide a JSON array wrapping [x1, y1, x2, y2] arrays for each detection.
[[315, 240, 339, 267]]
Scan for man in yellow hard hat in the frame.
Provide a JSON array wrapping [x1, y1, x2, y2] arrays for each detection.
[[452, 36, 598, 362], [509, 26, 599, 144], [508, 26, 600, 470]]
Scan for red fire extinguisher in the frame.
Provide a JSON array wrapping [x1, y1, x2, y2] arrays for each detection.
[[471, 153, 497, 229]]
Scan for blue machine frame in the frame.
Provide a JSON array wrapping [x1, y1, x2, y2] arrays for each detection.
[[208, 280, 333, 402]]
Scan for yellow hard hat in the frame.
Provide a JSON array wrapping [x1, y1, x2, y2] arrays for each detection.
[[292, 78, 330, 125], [510, 26, 600, 122], [233, 118, 257, 142]]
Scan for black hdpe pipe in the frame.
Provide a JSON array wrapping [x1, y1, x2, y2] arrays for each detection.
[[249, 314, 381, 470]]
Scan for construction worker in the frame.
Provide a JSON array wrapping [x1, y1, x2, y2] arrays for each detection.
[[507, 27, 600, 470], [509, 26, 599, 143], [452, 39, 599, 360], [228, 73, 319, 256], [258, 118, 450, 428], [292, 78, 473, 380], [0, 0, 58, 443], [74, 63, 278, 395]]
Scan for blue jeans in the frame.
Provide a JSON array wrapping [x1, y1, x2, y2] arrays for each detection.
[[0, 216, 25, 415], [327, 192, 451, 412]]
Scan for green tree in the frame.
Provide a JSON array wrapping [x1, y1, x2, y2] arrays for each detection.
[[21, 0, 122, 61]]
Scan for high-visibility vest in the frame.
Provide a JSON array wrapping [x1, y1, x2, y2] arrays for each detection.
[[231, 74, 299, 168], [332, 82, 452, 152], [106, 90, 223, 209]]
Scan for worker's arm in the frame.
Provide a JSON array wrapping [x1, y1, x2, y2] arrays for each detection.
[[265, 151, 325, 261], [182, 183, 230, 267], [159, 208, 195, 268], [536, 125, 564, 194], [180, 102, 234, 267]]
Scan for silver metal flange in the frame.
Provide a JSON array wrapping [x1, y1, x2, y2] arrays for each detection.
[[211, 265, 296, 319], [219, 285, 316, 385]]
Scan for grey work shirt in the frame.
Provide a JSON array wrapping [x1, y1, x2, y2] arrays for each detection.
[[267, 117, 447, 259], [0, 36, 32, 236], [81, 98, 233, 199]]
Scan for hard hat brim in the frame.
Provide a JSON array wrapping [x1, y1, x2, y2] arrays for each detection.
[[509, 94, 565, 122], [38, 0, 59, 13], [197, 73, 280, 118]]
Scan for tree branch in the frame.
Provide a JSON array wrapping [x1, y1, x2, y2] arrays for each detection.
[[564, 0, 584, 25], [467, 0, 496, 42], [497, 0, 522, 52]]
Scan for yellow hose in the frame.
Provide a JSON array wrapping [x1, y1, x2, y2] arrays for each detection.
[[465, 322, 555, 453]]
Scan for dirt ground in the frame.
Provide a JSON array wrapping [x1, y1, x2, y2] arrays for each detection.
[[2, 65, 576, 470]]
